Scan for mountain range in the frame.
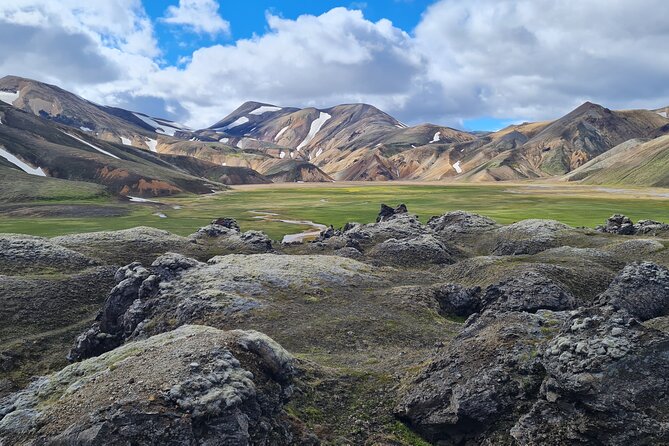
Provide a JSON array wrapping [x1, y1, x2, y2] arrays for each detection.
[[1, 74, 668, 197]]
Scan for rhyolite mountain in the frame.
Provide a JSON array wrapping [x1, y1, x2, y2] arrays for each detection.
[[2, 75, 669, 191]]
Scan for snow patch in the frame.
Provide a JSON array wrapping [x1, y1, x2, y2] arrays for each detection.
[[217, 116, 249, 131], [146, 138, 158, 153], [220, 137, 229, 143], [275, 125, 290, 140], [62, 131, 120, 159], [237, 139, 245, 148], [0, 91, 20, 105], [154, 213, 168, 219], [658, 111, 668, 118], [80, 126, 93, 132], [290, 151, 295, 159], [222, 162, 227, 166], [279, 151, 286, 159], [128, 196, 159, 203], [0, 147, 46, 176], [120, 137, 131, 146], [430, 132, 441, 144], [249, 105, 282, 115], [315, 148, 323, 158], [453, 161, 463, 174], [133, 113, 188, 136], [297, 112, 331, 150]]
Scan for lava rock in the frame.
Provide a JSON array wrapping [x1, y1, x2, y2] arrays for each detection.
[[368, 234, 458, 267], [597, 262, 669, 321], [481, 271, 577, 313], [427, 211, 499, 235], [376, 203, 408, 223]]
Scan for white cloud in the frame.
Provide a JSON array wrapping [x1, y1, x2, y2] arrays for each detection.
[[162, 0, 230, 36], [142, 7, 421, 127], [413, 0, 669, 122], [1, 1, 669, 129]]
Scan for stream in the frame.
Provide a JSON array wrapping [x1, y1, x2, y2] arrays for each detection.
[[249, 211, 328, 244]]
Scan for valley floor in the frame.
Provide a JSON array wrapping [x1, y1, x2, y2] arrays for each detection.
[[1, 181, 668, 240]]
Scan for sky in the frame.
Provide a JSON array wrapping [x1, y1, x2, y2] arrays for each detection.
[[0, 0, 668, 131]]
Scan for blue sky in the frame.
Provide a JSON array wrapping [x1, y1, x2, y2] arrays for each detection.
[[146, 1, 434, 64]]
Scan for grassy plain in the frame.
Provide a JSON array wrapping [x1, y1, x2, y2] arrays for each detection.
[[1, 182, 668, 240]]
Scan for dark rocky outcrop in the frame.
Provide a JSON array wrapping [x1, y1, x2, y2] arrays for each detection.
[[376, 203, 408, 222], [433, 284, 482, 317], [481, 271, 577, 313], [597, 262, 669, 321], [190, 218, 273, 253], [596, 214, 669, 236], [396, 259, 669, 445]]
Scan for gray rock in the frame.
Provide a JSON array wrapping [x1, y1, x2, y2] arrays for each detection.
[[597, 262, 669, 321], [427, 211, 500, 235], [596, 214, 636, 235], [491, 219, 571, 256], [596, 214, 669, 236], [368, 234, 458, 267], [396, 310, 566, 444], [511, 307, 669, 445], [481, 271, 577, 313], [1, 326, 302, 446]]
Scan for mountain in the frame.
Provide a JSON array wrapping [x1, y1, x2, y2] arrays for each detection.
[[0, 103, 225, 197], [203, 101, 476, 180], [0, 75, 191, 152], [455, 103, 669, 181], [3, 75, 669, 186], [564, 135, 669, 187]]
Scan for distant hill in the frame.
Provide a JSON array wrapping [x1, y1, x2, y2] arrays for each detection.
[[564, 135, 669, 187]]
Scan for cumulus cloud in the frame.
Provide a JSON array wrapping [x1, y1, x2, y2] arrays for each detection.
[[414, 0, 669, 122], [0, 0, 158, 88], [1, 0, 669, 129], [144, 8, 421, 126], [162, 0, 230, 36]]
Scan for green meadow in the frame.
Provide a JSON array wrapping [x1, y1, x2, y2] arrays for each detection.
[[1, 183, 668, 240]]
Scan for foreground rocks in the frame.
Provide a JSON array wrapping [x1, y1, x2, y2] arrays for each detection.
[[397, 261, 669, 445], [4, 204, 669, 445], [1, 325, 307, 445]]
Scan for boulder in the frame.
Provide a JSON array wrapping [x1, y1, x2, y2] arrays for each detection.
[[596, 214, 636, 235], [511, 307, 669, 445], [481, 271, 577, 313], [596, 214, 669, 236], [491, 219, 571, 256], [1, 326, 303, 445], [396, 310, 566, 444], [367, 234, 458, 267], [597, 262, 669, 321], [427, 211, 499, 235]]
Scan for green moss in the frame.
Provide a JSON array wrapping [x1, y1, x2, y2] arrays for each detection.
[[389, 421, 432, 446]]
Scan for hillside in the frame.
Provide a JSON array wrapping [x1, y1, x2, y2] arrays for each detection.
[[0, 103, 225, 197], [565, 135, 669, 187]]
